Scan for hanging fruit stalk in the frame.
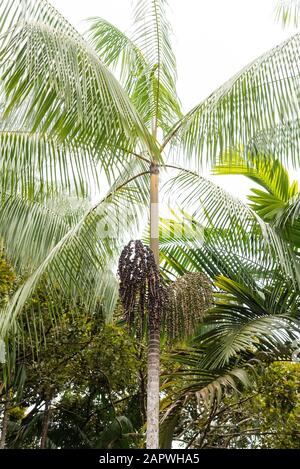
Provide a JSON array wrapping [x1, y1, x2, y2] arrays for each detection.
[[162, 272, 212, 343], [118, 243, 213, 448]]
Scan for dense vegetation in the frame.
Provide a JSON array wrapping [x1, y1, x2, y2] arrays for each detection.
[[1, 250, 300, 448]]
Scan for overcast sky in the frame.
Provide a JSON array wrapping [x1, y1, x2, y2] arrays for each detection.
[[49, 0, 300, 199]]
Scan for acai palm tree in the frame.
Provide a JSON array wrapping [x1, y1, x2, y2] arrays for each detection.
[[1, 0, 300, 448]]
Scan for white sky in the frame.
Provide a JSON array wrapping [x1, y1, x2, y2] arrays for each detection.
[[50, 0, 300, 200]]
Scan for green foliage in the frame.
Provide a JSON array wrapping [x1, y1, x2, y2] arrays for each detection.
[[213, 150, 300, 248], [3, 308, 142, 448], [1, 0, 300, 340], [275, 0, 300, 27], [0, 251, 15, 308], [214, 150, 298, 217], [87, 0, 182, 137], [250, 361, 300, 448], [157, 153, 300, 447], [161, 361, 300, 449]]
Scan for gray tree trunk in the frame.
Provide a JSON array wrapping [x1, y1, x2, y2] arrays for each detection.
[[146, 163, 160, 449], [0, 390, 10, 449], [146, 326, 160, 448], [40, 398, 51, 449]]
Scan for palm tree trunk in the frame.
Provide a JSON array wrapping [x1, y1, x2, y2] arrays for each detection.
[[40, 398, 51, 449], [150, 162, 159, 264], [0, 390, 10, 449], [137, 346, 147, 425], [146, 162, 160, 449]]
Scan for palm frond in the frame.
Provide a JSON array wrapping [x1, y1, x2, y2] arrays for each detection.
[[213, 149, 300, 252], [0, 161, 151, 339], [275, 0, 300, 27], [131, 0, 181, 136], [158, 223, 276, 289], [215, 150, 298, 200], [274, 192, 300, 247], [161, 347, 256, 427], [0, 130, 105, 198], [198, 275, 300, 368], [0, 191, 74, 271], [247, 119, 300, 164], [0, 0, 158, 163], [214, 150, 299, 220], [163, 169, 299, 284], [165, 33, 300, 168]]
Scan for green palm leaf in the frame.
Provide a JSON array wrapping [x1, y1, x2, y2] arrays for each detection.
[[0, 0, 158, 169], [132, 0, 179, 137], [87, 1, 182, 137], [160, 348, 257, 447], [213, 149, 300, 250], [275, 0, 300, 27], [0, 160, 151, 339], [0, 130, 104, 198], [163, 169, 299, 283], [197, 275, 300, 368], [164, 34, 300, 168]]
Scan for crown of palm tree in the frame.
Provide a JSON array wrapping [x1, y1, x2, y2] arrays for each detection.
[[0, 0, 300, 449]]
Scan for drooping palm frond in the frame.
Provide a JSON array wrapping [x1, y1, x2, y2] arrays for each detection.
[[164, 33, 300, 169], [246, 118, 300, 163], [0, 131, 104, 199], [163, 169, 300, 284], [0, 159, 151, 339], [0, 191, 74, 271], [159, 327, 300, 449], [196, 275, 300, 368], [0, 153, 151, 274], [164, 349, 256, 406], [0, 0, 158, 185], [0, 199, 118, 339], [158, 221, 276, 289], [160, 348, 257, 448]]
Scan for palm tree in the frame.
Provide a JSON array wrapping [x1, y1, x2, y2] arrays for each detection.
[[1, 0, 300, 447]]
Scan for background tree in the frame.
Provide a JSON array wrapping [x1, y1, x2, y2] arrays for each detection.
[[164, 361, 300, 449]]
